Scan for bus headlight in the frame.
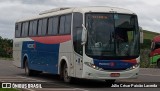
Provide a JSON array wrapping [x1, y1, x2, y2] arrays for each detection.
[[126, 63, 139, 71], [84, 62, 103, 71]]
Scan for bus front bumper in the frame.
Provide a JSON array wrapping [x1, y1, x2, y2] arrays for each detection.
[[82, 64, 139, 80]]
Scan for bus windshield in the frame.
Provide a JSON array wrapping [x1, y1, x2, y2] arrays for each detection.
[[85, 13, 139, 59]]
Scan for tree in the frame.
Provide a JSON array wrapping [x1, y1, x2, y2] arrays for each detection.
[[0, 36, 13, 58]]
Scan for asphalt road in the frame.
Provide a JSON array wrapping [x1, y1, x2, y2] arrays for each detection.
[[0, 59, 160, 91]]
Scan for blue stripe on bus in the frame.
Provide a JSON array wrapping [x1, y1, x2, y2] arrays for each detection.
[[22, 41, 59, 74], [93, 59, 134, 70]]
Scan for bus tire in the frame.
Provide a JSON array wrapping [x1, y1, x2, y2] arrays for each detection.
[[24, 60, 35, 76], [105, 79, 116, 87], [157, 60, 160, 68], [63, 63, 72, 83]]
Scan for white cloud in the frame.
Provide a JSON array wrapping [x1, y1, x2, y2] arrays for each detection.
[[153, 19, 160, 25], [141, 0, 160, 6], [67, 0, 90, 2]]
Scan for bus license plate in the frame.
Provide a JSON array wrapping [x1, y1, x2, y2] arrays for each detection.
[[110, 73, 120, 77]]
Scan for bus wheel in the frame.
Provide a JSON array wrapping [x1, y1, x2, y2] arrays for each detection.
[[157, 60, 160, 68], [105, 79, 116, 87], [63, 63, 72, 83], [25, 60, 33, 76]]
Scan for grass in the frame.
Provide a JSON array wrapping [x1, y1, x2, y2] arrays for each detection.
[[143, 30, 159, 40], [141, 30, 160, 49], [0, 88, 21, 91], [0, 57, 13, 61], [140, 49, 150, 68]]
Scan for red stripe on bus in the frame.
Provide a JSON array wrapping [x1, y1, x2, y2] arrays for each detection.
[[30, 35, 71, 44], [121, 59, 137, 64], [153, 35, 160, 42], [150, 48, 160, 57]]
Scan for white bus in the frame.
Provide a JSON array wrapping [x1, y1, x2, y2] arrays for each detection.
[[13, 6, 140, 83]]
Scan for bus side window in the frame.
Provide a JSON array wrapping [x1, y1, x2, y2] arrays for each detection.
[[73, 12, 83, 55], [65, 14, 72, 34], [33, 20, 38, 36], [155, 42, 160, 50], [15, 23, 22, 37], [151, 42, 160, 51], [21, 23, 25, 37], [22, 22, 29, 37], [59, 16, 65, 34], [59, 14, 72, 35], [38, 19, 43, 36], [48, 17, 53, 35], [29, 21, 33, 36], [53, 17, 59, 35], [24, 22, 29, 37], [41, 18, 48, 36], [48, 16, 59, 35]]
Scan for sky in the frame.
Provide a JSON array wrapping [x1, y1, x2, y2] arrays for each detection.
[[0, 0, 160, 39]]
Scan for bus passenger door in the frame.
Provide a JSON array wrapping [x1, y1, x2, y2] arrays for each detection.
[[74, 54, 83, 78], [72, 12, 83, 77], [73, 26, 83, 78]]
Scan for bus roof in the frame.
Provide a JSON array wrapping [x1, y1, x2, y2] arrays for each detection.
[[153, 35, 160, 42], [16, 6, 136, 23]]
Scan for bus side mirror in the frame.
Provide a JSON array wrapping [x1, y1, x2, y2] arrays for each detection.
[[139, 27, 143, 44], [81, 24, 87, 45]]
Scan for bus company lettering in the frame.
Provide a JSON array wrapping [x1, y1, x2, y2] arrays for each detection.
[[99, 63, 110, 66], [99, 62, 115, 66], [27, 44, 35, 48]]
